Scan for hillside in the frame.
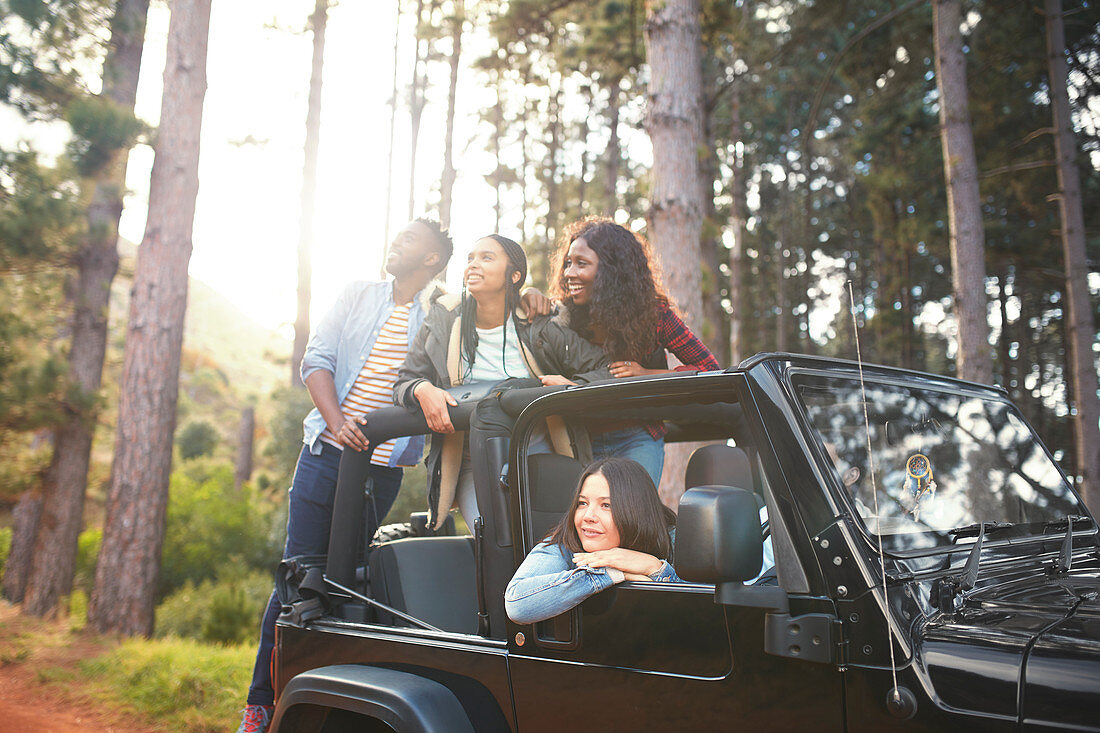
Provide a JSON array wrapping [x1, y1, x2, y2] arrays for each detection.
[[113, 238, 289, 399]]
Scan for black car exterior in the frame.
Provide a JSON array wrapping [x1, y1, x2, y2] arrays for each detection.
[[270, 354, 1100, 732]]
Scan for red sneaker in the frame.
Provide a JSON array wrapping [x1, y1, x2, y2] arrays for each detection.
[[236, 704, 274, 733]]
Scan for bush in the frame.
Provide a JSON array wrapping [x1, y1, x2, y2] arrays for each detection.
[[73, 527, 101, 595], [159, 463, 281, 600], [177, 420, 219, 460], [155, 567, 270, 644], [0, 525, 11, 582], [76, 636, 253, 732]]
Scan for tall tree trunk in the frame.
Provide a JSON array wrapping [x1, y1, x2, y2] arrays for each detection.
[[545, 80, 563, 278], [438, 0, 463, 230], [291, 0, 329, 389], [644, 0, 704, 509], [604, 77, 622, 215], [1045, 0, 1099, 511], [235, 406, 255, 489], [87, 0, 211, 636], [932, 0, 992, 385], [383, 0, 402, 249], [407, 0, 428, 220], [698, 90, 726, 361], [728, 78, 744, 365], [23, 0, 150, 618], [1, 493, 42, 602]]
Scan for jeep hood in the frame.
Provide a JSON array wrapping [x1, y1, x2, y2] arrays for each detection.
[[912, 567, 1100, 728]]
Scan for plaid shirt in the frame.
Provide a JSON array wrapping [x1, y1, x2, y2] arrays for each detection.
[[658, 302, 721, 373], [643, 302, 720, 438]]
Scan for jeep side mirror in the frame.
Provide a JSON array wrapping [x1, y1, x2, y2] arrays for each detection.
[[676, 485, 764, 583], [676, 485, 788, 612]]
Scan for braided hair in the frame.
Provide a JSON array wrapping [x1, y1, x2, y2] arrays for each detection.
[[460, 235, 528, 380]]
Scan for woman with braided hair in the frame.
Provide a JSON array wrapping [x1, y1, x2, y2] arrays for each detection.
[[544, 217, 720, 483], [394, 235, 610, 530]]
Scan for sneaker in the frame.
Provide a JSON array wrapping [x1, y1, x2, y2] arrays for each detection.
[[236, 704, 274, 733]]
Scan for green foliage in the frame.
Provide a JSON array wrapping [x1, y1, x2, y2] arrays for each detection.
[[263, 384, 316, 485], [64, 95, 146, 177], [73, 526, 101, 595], [158, 463, 281, 600], [68, 588, 87, 630], [0, 525, 11, 581], [0, 0, 112, 117], [0, 148, 82, 265], [75, 636, 253, 732], [155, 566, 270, 644], [176, 420, 219, 460]]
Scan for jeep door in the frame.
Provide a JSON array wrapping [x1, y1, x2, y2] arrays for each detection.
[[503, 373, 845, 732]]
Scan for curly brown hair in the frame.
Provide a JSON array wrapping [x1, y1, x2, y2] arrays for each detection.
[[551, 216, 669, 362]]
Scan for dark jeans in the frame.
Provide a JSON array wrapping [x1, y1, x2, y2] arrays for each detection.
[[246, 443, 403, 706]]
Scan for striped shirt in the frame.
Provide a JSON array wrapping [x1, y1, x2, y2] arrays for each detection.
[[321, 304, 413, 466]]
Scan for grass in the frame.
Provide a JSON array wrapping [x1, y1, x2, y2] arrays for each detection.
[[74, 636, 253, 733], [1, 601, 255, 731]]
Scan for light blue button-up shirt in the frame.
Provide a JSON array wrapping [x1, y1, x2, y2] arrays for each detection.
[[299, 280, 432, 465]]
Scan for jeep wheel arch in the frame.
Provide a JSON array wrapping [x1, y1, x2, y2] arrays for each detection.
[[270, 665, 475, 733]]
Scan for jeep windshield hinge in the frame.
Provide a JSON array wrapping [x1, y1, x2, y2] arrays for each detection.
[[717, 583, 840, 665], [764, 613, 842, 665]]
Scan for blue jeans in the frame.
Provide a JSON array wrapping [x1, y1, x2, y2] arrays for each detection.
[[590, 426, 665, 486], [246, 443, 403, 706]]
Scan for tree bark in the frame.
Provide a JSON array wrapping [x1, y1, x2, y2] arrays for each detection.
[[932, 0, 992, 385], [407, 0, 428, 220], [728, 78, 744, 365], [1, 493, 42, 602], [235, 406, 255, 489], [644, 0, 704, 509], [23, 0, 150, 618], [1045, 0, 1099, 512], [604, 77, 622, 215], [291, 0, 329, 389], [87, 0, 211, 637], [383, 0, 402, 249], [438, 0, 463, 231]]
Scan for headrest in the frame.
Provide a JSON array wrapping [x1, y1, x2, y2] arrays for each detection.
[[685, 445, 753, 493]]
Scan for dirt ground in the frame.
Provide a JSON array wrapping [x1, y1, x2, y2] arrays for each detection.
[[0, 602, 161, 733]]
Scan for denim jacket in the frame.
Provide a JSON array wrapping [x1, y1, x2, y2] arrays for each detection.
[[300, 279, 442, 464], [504, 541, 682, 625]]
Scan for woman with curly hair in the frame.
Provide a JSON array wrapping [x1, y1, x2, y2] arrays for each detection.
[[543, 216, 720, 483]]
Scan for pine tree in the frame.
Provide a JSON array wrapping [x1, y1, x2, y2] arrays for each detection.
[[24, 0, 150, 619], [933, 0, 993, 385], [644, 0, 705, 506], [88, 0, 212, 636], [291, 0, 330, 388]]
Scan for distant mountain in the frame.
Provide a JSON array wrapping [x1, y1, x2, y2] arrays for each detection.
[[112, 239, 289, 398]]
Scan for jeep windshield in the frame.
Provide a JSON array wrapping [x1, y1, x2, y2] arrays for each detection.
[[792, 373, 1089, 553]]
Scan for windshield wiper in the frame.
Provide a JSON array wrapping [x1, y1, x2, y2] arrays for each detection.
[[933, 524, 988, 614], [948, 521, 1015, 539]]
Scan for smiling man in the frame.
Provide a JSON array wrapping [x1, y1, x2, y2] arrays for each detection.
[[237, 218, 454, 733]]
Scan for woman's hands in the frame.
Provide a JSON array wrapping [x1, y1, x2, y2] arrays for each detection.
[[572, 548, 664, 579], [609, 361, 670, 378], [414, 381, 458, 433], [539, 374, 576, 387]]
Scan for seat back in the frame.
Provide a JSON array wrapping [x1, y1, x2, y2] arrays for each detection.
[[368, 536, 478, 634], [685, 444, 755, 492], [527, 453, 583, 543]]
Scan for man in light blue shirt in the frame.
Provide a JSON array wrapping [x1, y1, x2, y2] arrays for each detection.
[[239, 219, 454, 732]]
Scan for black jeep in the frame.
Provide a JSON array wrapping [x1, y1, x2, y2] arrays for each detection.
[[269, 354, 1100, 732]]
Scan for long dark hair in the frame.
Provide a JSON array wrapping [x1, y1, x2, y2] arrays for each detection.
[[460, 234, 528, 378], [548, 457, 676, 558], [550, 216, 669, 362]]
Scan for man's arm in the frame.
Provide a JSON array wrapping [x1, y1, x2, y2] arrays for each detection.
[[305, 370, 368, 451]]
